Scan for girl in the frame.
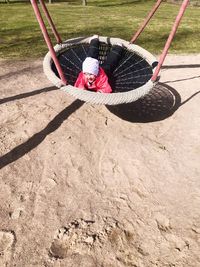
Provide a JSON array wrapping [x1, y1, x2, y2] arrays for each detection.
[[75, 35, 123, 93]]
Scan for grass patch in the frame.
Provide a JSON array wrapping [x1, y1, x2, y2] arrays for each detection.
[[0, 0, 200, 59]]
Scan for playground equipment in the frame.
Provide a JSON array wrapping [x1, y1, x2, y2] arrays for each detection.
[[31, 0, 189, 105]]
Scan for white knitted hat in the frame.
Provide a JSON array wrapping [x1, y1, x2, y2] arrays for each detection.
[[82, 57, 99, 76]]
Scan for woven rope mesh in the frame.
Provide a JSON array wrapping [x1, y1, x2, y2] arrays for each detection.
[[51, 42, 153, 93]]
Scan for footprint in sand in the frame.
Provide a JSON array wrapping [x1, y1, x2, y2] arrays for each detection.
[[0, 230, 15, 266], [49, 217, 136, 264]]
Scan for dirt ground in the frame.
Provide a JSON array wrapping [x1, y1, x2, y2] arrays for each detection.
[[0, 54, 200, 267]]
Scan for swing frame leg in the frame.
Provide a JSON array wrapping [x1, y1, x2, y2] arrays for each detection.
[[130, 0, 189, 82], [152, 0, 189, 81], [130, 0, 163, 44], [30, 0, 67, 85]]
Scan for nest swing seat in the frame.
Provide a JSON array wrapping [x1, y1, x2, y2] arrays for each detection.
[[31, 0, 189, 106], [43, 36, 158, 105]]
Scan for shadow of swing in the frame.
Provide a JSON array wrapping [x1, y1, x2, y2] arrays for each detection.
[[1, 82, 199, 169], [0, 86, 58, 105], [106, 82, 181, 123], [0, 99, 84, 170]]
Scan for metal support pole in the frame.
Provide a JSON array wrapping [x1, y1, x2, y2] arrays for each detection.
[[30, 0, 67, 85], [39, 0, 62, 44], [151, 0, 189, 81], [130, 0, 163, 44]]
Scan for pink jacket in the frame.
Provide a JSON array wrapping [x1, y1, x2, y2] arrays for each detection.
[[74, 67, 112, 93]]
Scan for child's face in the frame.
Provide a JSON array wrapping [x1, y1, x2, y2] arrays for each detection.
[[84, 72, 97, 83]]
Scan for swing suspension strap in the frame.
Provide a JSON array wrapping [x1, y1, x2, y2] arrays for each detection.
[[130, 0, 190, 82], [30, 0, 67, 85]]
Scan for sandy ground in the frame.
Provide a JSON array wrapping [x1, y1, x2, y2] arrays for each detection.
[[0, 55, 200, 267]]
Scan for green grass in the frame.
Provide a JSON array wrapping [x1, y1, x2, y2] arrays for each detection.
[[0, 0, 200, 59]]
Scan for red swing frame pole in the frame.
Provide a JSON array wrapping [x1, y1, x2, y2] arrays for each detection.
[[39, 0, 62, 44], [130, 0, 163, 44], [151, 0, 189, 81], [30, 0, 67, 85]]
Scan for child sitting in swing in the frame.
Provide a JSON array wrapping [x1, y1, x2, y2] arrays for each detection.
[[74, 35, 123, 93]]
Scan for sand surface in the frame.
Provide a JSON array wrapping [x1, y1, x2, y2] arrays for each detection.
[[0, 55, 200, 267]]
